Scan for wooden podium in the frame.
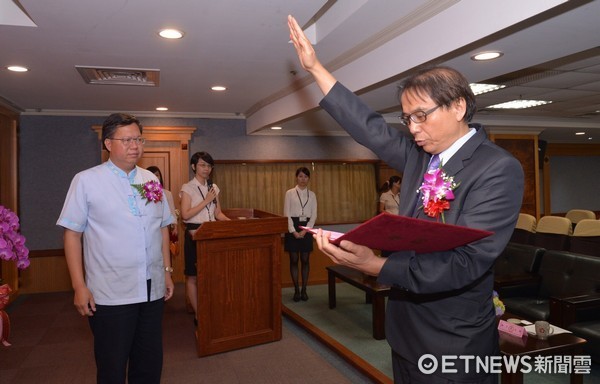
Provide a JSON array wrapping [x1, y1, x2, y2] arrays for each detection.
[[192, 208, 287, 357]]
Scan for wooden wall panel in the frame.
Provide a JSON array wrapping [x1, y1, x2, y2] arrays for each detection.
[[490, 134, 539, 218], [19, 250, 72, 294]]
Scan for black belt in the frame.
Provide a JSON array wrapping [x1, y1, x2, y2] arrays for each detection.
[[185, 223, 202, 230]]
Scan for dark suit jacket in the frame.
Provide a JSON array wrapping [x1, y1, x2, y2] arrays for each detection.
[[321, 82, 524, 381]]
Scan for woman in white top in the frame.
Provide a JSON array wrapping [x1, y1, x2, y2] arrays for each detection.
[[379, 175, 401, 257], [179, 152, 230, 325], [283, 167, 317, 302], [379, 175, 402, 214], [147, 165, 178, 239]]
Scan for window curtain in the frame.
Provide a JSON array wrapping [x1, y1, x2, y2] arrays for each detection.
[[212, 162, 378, 224]]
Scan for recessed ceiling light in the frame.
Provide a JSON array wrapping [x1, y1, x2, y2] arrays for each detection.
[[158, 29, 184, 39], [469, 83, 506, 95], [471, 51, 503, 61], [211, 86, 227, 91], [7, 65, 28, 72], [156, 107, 168, 111], [486, 100, 552, 109], [271, 126, 282, 130]]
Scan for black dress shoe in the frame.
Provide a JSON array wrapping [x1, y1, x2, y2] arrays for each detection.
[[293, 291, 301, 302], [301, 290, 308, 301]]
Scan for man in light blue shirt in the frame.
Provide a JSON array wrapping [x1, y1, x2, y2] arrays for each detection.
[[57, 113, 174, 384]]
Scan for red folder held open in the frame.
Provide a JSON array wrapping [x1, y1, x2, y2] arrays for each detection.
[[301, 212, 493, 253]]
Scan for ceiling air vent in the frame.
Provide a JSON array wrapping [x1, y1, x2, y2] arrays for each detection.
[[76, 66, 160, 86]]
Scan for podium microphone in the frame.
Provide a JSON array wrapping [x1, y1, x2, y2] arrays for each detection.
[[207, 179, 217, 204]]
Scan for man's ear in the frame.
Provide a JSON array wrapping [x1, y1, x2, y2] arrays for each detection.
[[452, 98, 467, 122], [104, 138, 112, 152]]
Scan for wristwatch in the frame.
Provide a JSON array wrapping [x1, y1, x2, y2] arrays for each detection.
[[164, 266, 174, 273]]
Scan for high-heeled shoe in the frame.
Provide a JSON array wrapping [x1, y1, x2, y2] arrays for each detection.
[[300, 289, 308, 301], [293, 291, 301, 302]]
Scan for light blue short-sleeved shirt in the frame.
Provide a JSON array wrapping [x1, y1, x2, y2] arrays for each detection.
[[57, 160, 175, 305]]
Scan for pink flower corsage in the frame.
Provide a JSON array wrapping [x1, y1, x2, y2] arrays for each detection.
[[132, 180, 163, 205], [417, 166, 459, 223]]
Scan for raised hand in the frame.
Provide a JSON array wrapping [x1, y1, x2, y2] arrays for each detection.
[[287, 15, 337, 95], [288, 15, 318, 72]]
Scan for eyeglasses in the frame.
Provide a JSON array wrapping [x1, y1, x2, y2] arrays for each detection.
[[197, 163, 213, 169], [399, 105, 440, 126], [108, 137, 146, 146]]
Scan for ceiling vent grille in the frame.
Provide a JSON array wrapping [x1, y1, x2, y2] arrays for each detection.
[[76, 66, 160, 86], [484, 68, 563, 87]]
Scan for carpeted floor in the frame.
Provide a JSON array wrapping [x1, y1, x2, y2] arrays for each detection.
[[283, 283, 600, 384], [0, 284, 372, 384], [3, 283, 599, 383]]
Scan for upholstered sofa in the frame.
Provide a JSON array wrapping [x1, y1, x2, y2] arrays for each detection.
[[553, 292, 600, 362], [496, 250, 600, 323], [494, 242, 545, 279]]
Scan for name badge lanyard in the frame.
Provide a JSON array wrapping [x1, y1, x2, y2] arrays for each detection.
[[296, 189, 309, 221], [197, 186, 214, 222]]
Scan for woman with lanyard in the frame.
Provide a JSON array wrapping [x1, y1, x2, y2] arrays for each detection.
[[283, 167, 317, 302], [179, 151, 230, 325], [378, 175, 402, 257], [379, 175, 402, 214]]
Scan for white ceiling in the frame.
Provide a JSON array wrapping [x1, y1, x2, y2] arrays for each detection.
[[1, 0, 599, 143]]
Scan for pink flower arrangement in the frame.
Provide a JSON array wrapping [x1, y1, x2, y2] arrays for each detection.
[[417, 166, 459, 223], [131, 180, 163, 205], [0, 205, 29, 347], [0, 205, 30, 270]]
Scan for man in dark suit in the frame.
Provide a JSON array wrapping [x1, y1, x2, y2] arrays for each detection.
[[288, 15, 524, 383]]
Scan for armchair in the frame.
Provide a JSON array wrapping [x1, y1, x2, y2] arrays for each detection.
[[552, 292, 600, 362], [569, 219, 600, 257], [531, 215, 572, 251]]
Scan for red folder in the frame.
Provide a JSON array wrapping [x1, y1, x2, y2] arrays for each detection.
[[301, 212, 493, 253]]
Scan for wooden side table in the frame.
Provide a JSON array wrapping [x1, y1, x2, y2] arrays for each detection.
[[326, 265, 390, 340]]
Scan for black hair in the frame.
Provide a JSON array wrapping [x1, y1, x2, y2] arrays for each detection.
[[398, 66, 477, 123], [388, 175, 402, 185], [147, 166, 163, 185], [295, 166, 310, 178], [101, 113, 142, 150], [190, 151, 215, 171]]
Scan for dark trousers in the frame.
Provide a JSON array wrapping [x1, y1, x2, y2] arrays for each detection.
[[392, 350, 498, 384], [88, 297, 165, 384]]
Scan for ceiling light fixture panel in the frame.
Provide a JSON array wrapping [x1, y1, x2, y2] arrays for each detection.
[[470, 83, 506, 95], [486, 100, 552, 109]]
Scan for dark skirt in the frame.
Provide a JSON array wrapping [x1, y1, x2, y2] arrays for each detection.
[[184, 223, 202, 276], [284, 217, 313, 252]]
